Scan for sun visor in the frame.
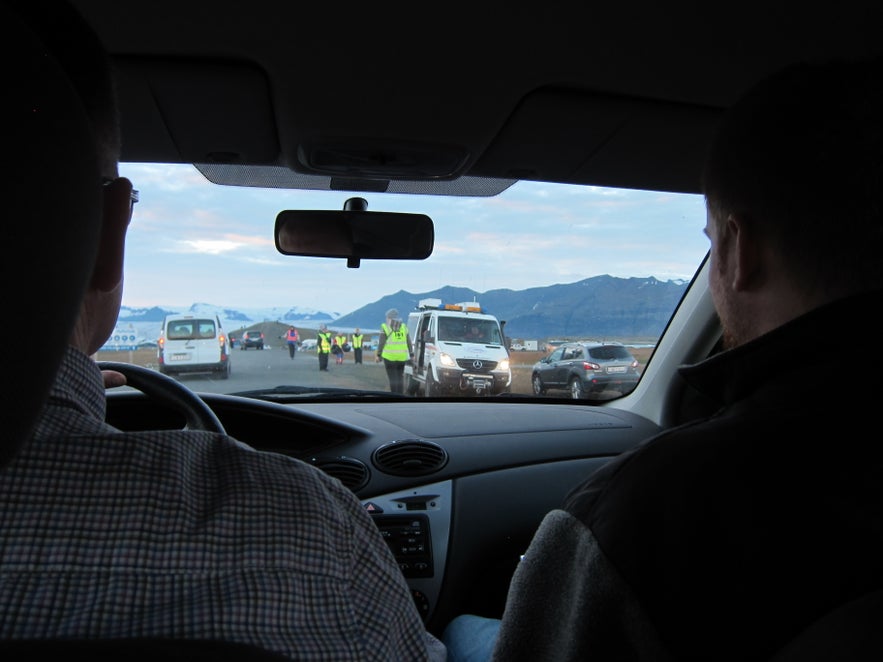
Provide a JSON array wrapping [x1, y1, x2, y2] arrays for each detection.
[[114, 57, 280, 165], [474, 87, 721, 194]]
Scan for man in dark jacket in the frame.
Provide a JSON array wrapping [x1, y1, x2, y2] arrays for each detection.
[[443, 55, 883, 660]]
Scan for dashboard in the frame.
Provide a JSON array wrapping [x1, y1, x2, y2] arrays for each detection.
[[105, 391, 661, 633]]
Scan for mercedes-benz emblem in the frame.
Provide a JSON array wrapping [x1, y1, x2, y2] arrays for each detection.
[[472, 360, 484, 369]]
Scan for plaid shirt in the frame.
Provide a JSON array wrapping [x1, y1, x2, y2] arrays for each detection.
[[0, 348, 442, 661]]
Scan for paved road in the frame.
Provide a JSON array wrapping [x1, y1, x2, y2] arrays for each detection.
[[164, 346, 389, 394], [103, 346, 542, 397]]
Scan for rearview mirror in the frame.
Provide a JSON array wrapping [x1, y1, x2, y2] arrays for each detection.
[[274, 199, 434, 267]]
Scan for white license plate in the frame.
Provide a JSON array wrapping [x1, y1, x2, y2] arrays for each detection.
[[170, 353, 191, 362], [607, 366, 627, 373]]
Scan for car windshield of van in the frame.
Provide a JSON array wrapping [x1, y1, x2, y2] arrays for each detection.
[[439, 319, 501, 344], [105, 163, 708, 402]]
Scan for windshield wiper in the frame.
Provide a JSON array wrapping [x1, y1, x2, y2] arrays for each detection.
[[229, 385, 407, 400]]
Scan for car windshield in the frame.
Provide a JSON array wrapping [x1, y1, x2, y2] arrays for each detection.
[[109, 162, 709, 402], [438, 319, 501, 343]]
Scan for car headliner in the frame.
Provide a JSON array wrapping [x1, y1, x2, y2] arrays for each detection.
[[71, 1, 882, 195]]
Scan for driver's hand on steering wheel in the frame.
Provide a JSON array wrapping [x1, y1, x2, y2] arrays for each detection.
[[102, 370, 127, 388]]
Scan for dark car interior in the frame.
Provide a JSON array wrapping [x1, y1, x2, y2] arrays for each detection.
[[4, 0, 882, 658]]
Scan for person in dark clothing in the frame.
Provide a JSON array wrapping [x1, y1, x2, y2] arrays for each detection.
[[443, 55, 883, 661], [284, 326, 299, 359], [0, 4, 445, 658]]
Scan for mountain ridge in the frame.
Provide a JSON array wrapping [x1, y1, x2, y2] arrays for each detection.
[[117, 275, 689, 340]]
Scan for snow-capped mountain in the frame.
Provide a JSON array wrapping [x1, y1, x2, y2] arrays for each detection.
[[104, 275, 692, 350], [118, 302, 340, 325], [105, 302, 340, 350]]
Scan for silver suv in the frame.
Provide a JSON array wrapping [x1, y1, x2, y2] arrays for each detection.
[[531, 341, 640, 399]]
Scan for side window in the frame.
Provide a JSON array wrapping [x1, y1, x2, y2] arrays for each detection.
[[549, 347, 565, 361], [438, 318, 455, 340]]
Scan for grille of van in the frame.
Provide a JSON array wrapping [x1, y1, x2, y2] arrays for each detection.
[[455, 359, 497, 372]]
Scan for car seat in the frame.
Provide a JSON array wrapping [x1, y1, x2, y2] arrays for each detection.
[[0, 4, 291, 660], [1, 2, 103, 466], [769, 588, 883, 661]]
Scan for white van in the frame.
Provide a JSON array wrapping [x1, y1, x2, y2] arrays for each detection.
[[157, 313, 231, 379], [404, 299, 511, 396]]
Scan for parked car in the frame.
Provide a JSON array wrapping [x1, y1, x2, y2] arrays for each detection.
[[240, 330, 264, 350], [531, 342, 640, 399], [8, 0, 881, 657]]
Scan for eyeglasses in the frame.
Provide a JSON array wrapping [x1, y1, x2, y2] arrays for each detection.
[[102, 177, 140, 210]]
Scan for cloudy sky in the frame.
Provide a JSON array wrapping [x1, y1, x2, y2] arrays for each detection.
[[118, 163, 710, 317]]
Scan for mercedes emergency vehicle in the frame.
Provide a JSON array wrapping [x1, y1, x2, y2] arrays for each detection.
[[404, 299, 511, 397]]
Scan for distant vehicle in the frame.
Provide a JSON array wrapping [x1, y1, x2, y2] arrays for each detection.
[[240, 330, 264, 350], [299, 338, 317, 351], [157, 313, 231, 379], [531, 341, 640, 399]]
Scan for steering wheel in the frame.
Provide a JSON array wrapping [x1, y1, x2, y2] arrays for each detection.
[[98, 361, 226, 434]]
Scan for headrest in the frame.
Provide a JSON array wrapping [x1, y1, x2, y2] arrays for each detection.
[[1, 3, 102, 465]]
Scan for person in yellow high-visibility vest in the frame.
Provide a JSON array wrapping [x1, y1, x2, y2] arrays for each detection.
[[351, 328, 364, 364], [375, 309, 413, 394], [334, 332, 347, 365], [316, 325, 332, 371]]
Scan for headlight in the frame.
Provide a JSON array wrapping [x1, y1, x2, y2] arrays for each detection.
[[498, 358, 510, 371], [439, 352, 456, 367]]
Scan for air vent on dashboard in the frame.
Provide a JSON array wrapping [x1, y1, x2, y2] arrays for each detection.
[[372, 439, 449, 477], [310, 456, 370, 491]]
